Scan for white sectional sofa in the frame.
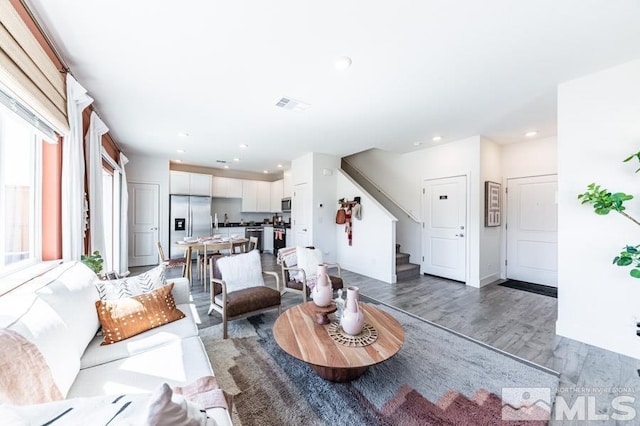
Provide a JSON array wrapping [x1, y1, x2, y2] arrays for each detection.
[[0, 261, 231, 425]]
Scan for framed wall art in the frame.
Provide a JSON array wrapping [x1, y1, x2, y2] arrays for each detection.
[[485, 181, 501, 227]]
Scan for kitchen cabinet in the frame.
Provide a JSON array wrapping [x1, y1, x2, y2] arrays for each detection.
[[214, 226, 245, 239], [170, 171, 211, 196], [270, 179, 283, 212], [263, 226, 274, 253], [212, 176, 243, 198], [242, 180, 272, 212]]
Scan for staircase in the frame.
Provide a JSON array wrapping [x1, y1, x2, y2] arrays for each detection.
[[396, 244, 420, 281]]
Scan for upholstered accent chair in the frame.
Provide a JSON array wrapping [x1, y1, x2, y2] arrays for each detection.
[[280, 246, 343, 303], [209, 250, 281, 339]]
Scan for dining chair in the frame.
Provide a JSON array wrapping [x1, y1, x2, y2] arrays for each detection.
[[248, 236, 259, 251], [156, 242, 188, 278], [201, 241, 233, 291], [209, 250, 281, 339]]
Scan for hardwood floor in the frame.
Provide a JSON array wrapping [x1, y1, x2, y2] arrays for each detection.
[[133, 253, 640, 421]]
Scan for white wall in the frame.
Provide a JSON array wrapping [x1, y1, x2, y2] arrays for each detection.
[[126, 154, 170, 259], [347, 136, 483, 287], [311, 154, 340, 263], [557, 59, 640, 358], [480, 137, 502, 286], [336, 170, 397, 283], [501, 136, 557, 179]]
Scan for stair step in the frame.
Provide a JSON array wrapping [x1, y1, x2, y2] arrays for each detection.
[[396, 263, 420, 281], [396, 252, 410, 265]]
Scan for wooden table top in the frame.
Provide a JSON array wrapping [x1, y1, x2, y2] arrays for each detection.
[[273, 302, 405, 370]]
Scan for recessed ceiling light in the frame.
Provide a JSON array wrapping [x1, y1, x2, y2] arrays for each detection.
[[240, 144, 248, 149], [335, 56, 352, 70], [233, 158, 240, 162], [223, 165, 229, 169], [413, 141, 422, 147], [277, 164, 283, 168], [263, 170, 269, 174], [177, 149, 185, 153], [525, 130, 538, 137], [432, 136, 442, 142], [174, 159, 182, 163], [178, 132, 189, 138]]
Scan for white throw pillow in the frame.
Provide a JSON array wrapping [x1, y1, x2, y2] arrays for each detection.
[[295, 247, 324, 283], [216, 250, 265, 293], [147, 383, 215, 426], [96, 264, 166, 300]]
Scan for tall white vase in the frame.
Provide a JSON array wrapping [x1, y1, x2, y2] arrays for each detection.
[[312, 264, 333, 307], [341, 286, 364, 335]]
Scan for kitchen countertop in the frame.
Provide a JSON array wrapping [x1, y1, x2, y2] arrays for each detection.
[[212, 222, 289, 228]]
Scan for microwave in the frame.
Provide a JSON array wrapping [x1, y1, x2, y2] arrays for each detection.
[[281, 197, 292, 212]]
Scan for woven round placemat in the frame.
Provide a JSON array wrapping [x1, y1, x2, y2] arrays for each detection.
[[327, 322, 378, 347]]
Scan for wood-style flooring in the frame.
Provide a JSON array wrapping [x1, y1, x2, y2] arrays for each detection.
[[133, 253, 640, 423]]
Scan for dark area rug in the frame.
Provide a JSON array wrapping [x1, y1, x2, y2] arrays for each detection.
[[201, 301, 559, 425], [498, 280, 558, 298]]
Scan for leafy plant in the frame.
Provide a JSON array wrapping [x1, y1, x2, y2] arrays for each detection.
[[81, 251, 104, 275], [578, 150, 640, 278]]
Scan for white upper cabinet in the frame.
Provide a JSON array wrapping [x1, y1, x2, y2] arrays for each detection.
[[256, 181, 271, 212], [270, 179, 284, 212], [242, 180, 272, 212], [212, 176, 243, 198], [170, 171, 211, 196], [189, 173, 211, 196], [241, 180, 258, 212]]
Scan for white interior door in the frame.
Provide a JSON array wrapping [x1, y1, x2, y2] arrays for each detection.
[[128, 183, 159, 267], [506, 175, 558, 287], [422, 176, 467, 282], [293, 183, 310, 247]]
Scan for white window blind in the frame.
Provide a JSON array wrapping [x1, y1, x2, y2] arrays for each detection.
[[0, 0, 67, 133]]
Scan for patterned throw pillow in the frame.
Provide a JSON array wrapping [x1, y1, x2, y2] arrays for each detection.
[[95, 283, 185, 345], [95, 264, 166, 300]]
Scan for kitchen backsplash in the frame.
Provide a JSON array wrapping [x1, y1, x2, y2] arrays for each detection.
[[211, 197, 290, 224]]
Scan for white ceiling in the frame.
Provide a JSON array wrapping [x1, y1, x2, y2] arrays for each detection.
[[26, 0, 640, 174]]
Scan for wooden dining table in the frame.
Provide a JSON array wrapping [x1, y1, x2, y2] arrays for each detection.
[[175, 237, 249, 284]]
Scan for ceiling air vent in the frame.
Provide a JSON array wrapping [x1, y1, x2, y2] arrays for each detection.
[[216, 160, 227, 164], [275, 96, 310, 112]]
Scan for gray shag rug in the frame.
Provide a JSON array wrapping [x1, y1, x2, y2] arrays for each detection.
[[200, 300, 559, 425]]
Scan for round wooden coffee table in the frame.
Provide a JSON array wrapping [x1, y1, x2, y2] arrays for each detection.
[[273, 301, 404, 382]]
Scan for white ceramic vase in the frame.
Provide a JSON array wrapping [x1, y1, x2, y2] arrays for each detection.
[[341, 286, 364, 335], [312, 264, 333, 307]]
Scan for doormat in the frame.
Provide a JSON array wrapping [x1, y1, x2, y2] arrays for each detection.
[[498, 280, 557, 298]]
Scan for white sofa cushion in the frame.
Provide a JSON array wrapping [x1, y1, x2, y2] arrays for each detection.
[[35, 261, 101, 358], [95, 264, 166, 300], [69, 336, 214, 398], [81, 303, 198, 369], [7, 298, 80, 398]]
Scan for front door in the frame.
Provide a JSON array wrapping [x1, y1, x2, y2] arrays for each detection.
[[506, 175, 558, 287], [422, 176, 467, 282], [293, 183, 310, 247], [128, 182, 159, 267]]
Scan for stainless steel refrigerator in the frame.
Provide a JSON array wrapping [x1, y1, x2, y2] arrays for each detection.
[[169, 195, 212, 258]]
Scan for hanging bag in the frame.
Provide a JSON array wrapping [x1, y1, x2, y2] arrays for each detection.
[[336, 208, 346, 224]]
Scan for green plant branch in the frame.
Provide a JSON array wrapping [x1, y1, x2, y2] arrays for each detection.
[[577, 150, 640, 279]]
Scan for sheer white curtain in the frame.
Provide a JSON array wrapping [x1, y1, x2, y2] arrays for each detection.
[[86, 111, 109, 267], [119, 153, 129, 276], [62, 74, 93, 261]]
